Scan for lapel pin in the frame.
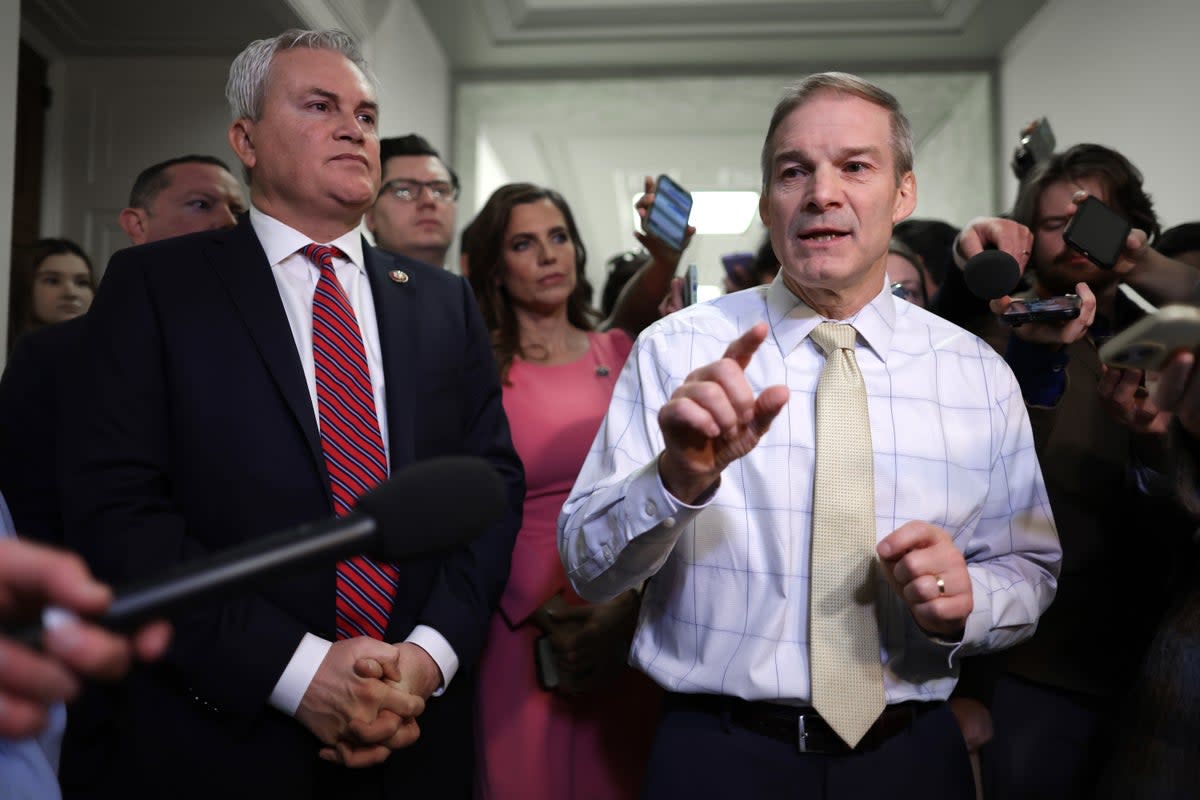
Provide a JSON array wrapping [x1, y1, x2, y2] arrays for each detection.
[[595, 365, 610, 377], [389, 270, 409, 284]]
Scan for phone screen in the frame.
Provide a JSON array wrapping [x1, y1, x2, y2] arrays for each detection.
[[645, 175, 693, 251], [1000, 295, 1082, 326], [1063, 196, 1131, 269]]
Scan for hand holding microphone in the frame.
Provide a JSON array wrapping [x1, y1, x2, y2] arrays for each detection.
[[956, 216, 1097, 345], [0, 538, 171, 738], [9, 455, 505, 646]]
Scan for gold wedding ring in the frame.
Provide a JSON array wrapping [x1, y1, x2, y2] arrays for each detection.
[[935, 575, 946, 596]]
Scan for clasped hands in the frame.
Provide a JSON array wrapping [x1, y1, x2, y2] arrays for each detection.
[[296, 638, 441, 768], [656, 323, 972, 637]]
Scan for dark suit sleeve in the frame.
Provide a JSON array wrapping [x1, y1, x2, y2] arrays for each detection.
[[415, 275, 523, 672], [59, 249, 310, 719], [0, 326, 65, 546]]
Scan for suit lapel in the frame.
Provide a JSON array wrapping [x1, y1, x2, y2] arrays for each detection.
[[364, 241, 418, 471], [205, 216, 329, 495]]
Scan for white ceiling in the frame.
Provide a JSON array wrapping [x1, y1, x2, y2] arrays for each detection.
[[22, 0, 1047, 70], [19, 0, 1048, 290], [417, 0, 1048, 77]]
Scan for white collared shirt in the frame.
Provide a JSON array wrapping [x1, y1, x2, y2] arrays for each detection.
[[558, 276, 1061, 705], [249, 208, 458, 714]]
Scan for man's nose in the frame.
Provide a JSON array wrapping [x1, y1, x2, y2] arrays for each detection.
[[805, 164, 841, 209]]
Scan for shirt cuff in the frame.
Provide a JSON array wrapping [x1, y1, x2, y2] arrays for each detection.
[[269, 632, 331, 716], [405, 625, 458, 696]]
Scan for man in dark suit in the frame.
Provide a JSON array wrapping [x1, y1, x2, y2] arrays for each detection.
[[0, 155, 246, 548], [58, 28, 523, 798]]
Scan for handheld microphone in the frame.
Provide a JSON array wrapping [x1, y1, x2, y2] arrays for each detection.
[[963, 249, 1022, 300], [10, 456, 505, 646]]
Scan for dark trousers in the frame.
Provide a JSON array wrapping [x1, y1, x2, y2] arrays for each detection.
[[642, 699, 974, 799], [981, 674, 1109, 800]]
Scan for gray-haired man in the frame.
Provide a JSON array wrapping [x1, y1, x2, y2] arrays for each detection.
[[59, 29, 522, 798]]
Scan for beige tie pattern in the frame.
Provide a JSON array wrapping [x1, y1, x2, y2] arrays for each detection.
[[808, 322, 885, 748]]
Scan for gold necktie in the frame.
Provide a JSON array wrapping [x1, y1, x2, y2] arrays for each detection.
[[808, 322, 885, 748]]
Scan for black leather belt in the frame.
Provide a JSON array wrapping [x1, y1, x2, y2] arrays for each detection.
[[666, 692, 937, 754]]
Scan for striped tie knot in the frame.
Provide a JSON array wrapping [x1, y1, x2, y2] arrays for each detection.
[[302, 243, 348, 272]]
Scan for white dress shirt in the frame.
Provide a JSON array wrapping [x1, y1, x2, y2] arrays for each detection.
[[249, 208, 458, 715], [558, 276, 1061, 706]]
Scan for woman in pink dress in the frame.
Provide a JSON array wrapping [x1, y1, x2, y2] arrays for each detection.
[[466, 181, 687, 800]]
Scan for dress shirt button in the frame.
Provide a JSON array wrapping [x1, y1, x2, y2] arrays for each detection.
[[644, 500, 658, 517], [663, 516, 676, 528]]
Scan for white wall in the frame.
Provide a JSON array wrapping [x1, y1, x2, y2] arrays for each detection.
[[35, 0, 450, 276], [1000, 0, 1200, 226], [363, 0, 450, 152], [52, 57, 234, 275], [457, 72, 995, 294], [0, 0, 19, 358]]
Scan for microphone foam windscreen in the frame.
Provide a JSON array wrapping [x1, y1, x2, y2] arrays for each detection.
[[358, 456, 506, 559], [963, 249, 1022, 300]]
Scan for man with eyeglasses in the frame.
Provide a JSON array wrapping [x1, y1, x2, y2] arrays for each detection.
[[365, 134, 459, 268]]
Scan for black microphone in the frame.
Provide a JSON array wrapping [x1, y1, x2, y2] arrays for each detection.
[[963, 249, 1022, 300], [11, 456, 505, 645]]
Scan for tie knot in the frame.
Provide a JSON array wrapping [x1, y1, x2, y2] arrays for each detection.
[[810, 322, 857, 356], [302, 243, 347, 271]]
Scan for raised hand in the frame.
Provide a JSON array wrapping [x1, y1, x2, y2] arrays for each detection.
[[656, 322, 789, 503]]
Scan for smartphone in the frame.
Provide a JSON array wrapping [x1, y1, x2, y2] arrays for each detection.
[[1000, 295, 1082, 327], [681, 264, 699, 307], [1063, 196, 1131, 270], [534, 635, 560, 691], [1098, 304, 1200, 371], [644, 175, 693, 252], [721, 252, 754, 288], [1011, 117, 1056, 181]]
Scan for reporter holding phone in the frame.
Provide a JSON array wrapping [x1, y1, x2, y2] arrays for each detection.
[[950, 144, 1198, 799], [464, 180, 690, 800]]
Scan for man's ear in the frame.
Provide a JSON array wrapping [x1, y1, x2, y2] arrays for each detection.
[[119, 207, 149, 245], [892, 171, 917, 224], [228, 119, 257, 171], [758, 189, 771, 228]]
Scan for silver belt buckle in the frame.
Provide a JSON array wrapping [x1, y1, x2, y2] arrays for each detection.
[[797, 713, 810, 753]]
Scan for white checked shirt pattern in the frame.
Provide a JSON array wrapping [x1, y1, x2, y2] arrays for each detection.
[[558, 277, 1061, 706]]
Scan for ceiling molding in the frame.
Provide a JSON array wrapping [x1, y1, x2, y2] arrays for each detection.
[[418, 0, 1046, 74], [480, 0, 983, 42]]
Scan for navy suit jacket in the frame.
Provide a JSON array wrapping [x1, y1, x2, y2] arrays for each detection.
[[0, 316, 85, 547], [59, 215, 524, 798]]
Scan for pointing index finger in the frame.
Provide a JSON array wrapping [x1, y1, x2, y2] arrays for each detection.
[[722, 322, 770, 370]]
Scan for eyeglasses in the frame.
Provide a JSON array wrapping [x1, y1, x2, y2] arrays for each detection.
[[378, 179, 458, 204], [890, 281, 922, 302]]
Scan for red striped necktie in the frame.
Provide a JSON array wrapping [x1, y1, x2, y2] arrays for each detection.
[[302, 243, 398, 640]]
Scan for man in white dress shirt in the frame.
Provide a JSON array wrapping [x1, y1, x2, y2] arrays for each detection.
[[558, 72, 1060, 798]]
